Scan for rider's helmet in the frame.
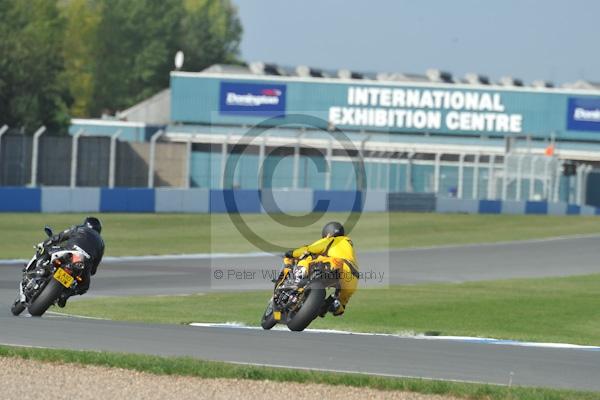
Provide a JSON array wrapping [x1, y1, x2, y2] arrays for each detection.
[[83, 216, 102, 234], [321, 221, 344, 238]]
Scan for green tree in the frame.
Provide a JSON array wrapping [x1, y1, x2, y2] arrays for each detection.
[[88, 0, 242, 116], [0, 0, 243, 123], [61, 0, 101, 118], [180, 0, 243, 71], [90, 0, 185, 115], [0, 0, 69, 133]]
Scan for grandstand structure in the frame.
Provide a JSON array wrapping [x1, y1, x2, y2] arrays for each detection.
[[3, 63, 600, 208]]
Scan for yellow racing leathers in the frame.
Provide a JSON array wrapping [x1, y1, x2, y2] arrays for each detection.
[[290, 236, 359, 312]]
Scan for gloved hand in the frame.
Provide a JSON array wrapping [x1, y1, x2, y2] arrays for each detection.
[[35, 240, 53, 255], [35, 242, 45, 254]]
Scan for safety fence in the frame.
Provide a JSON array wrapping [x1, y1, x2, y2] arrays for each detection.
[[0, 187, 597, 216]]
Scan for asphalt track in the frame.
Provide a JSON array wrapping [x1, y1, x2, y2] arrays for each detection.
[[1, 235, 600, 391]]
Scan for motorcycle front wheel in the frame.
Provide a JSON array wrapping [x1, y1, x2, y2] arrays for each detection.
[[260, 300, 277, 330], [10, 298, 26, 316], [28, 279, 64, 317]]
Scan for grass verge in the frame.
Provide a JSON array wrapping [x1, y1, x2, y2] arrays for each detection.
[[65, 274, 600, 346], [0, 345, 597, 399], [3, 212, 600, 258]]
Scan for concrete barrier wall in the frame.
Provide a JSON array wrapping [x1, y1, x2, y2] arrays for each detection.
[[388, 193, 436, 212], [155, 188, 209, 213], [210, 189, 262, 213], [1, 187, 600, 216], [436, 197, 478, 214], [41, 187, 100, 212], [362, 191, 388, 212], [313, 190, 362, 212], [100, 188, 155, 212], [525, 201, 548, 215], [261, 189, 313, 213], [0, 188, 40, 212], [501, 201, 526, 215]]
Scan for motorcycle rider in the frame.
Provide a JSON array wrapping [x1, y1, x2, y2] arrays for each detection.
[[37, 216, 105, 307], [284, 221, 358, 317]]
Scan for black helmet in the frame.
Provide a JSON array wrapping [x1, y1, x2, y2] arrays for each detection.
[[322, 221, 344, 238], [83, 216, 102, 234]]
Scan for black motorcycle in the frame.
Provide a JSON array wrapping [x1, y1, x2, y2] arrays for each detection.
[[11, 226, 88, 317], [261, 254, 340, 332]]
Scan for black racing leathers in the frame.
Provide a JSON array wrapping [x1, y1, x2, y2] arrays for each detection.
[[47, 225, 105, 293]]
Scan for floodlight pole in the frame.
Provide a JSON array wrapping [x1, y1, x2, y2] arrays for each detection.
[[70, 129, 84, 188], [406, 151, 415, 193], [433, 152, 441, 193], [257, 132, 270, 189], [457, 153, 465, 199], [515, 154, 525, 201], [0, 125, 8, 171], [553, 161, 564, 202], [292, 131, 305, 189], [108, 130, 122, 188], [30, 126, 46, 187], [359, 135, 371, 191], [472, 153, 480, 199], [184, 136, 192, 189], [487, 155, 496, 199], [220, 133, 231, 189], [325, 139, 333, 190], [542, 157, 552, 200], [528, 156, 537, 200]]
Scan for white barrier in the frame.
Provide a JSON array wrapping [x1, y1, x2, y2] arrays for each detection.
[[436, 197, 478, 213], [261, 189, 313, 213], [501, 201, 526, 215], [155, 188, 209, 213], [41, 187, 101, 213], [362, 190, 388, 212]]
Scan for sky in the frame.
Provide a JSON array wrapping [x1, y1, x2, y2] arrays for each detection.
[[231, 0, 600, 85]]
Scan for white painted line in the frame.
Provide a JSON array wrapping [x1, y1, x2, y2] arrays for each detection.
[[45, 311, 110, 321], [224, 360, 505, 387], [0, 259, 27, 265], [0, 341, 505, 386], [0, 342, 53, 350], [189, 323, 600, 351]]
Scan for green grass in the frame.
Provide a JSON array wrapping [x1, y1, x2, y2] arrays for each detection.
[[2, 212, 600, 258], [65, 274, 600, 346], [0, 345, 596, 399]]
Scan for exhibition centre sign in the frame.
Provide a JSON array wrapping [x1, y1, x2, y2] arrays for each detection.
[[170, 72, 600, 139], [329, 86, 523, 133]]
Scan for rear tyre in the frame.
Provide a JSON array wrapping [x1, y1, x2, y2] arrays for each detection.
[[28, 280, 63, 317], [261, 300, 277, 330], [287, 288, 326, 332], [10, 298, 26, 316]]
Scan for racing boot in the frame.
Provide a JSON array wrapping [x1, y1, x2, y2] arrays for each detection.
[[329, 298, 345, 316], [319, 296, 335, 317], [56, 292, 70, 308]]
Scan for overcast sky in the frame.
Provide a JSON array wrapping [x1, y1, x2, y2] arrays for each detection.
[[231, 0, 600, 85]]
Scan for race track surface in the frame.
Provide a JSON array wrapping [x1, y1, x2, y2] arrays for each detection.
[[1, 235, 600, 391]]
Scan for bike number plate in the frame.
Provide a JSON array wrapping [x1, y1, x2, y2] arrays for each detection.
[[53, 268, 74, 288]]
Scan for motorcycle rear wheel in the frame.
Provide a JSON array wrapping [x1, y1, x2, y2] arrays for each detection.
[[28, 279, 64, 317], [287, 288, 326, 332]]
